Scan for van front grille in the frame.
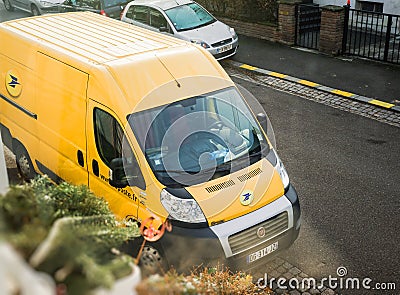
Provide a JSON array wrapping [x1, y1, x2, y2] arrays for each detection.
[[228, 211, 288, 255]]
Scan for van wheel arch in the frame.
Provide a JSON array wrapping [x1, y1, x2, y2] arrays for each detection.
[[13, 140, 37, 181]]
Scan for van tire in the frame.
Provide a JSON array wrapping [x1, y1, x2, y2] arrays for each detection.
[[15, 143, 36, 181], [31, 4, 40, 15], [3, 0, 14, 11], [139, 245, 167, 275]]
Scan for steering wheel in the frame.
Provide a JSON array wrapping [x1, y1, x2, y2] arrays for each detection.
[[209, 120, 224, 130]]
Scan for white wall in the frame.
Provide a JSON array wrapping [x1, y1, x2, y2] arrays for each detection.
[[312, 0, 400, 15]]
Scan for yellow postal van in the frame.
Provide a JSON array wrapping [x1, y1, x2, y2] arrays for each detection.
[[0, 12, 300, 271]]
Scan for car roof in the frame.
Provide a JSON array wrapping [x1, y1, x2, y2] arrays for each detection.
[[130, 0, 193, 11]]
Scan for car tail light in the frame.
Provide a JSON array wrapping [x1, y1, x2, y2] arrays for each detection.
[[100, 9, 107, 16]]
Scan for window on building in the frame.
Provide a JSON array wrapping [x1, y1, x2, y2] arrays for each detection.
[[356, 1, 383, 13]]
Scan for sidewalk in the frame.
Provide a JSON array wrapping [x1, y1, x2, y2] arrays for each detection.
[[231, 35, 400, 105]]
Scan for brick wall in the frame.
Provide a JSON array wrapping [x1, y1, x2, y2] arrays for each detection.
[[217, 2, 346, 56], [219, 17, 279, 42], [319, 5, 345, 55]]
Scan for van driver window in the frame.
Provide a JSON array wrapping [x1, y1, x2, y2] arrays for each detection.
[[94, 108, 123, 166], [93, 108, 145, 189]]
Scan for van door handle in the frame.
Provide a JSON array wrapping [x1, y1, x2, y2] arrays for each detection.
[[92, 159, 99, 177], [77, 150, 84, 167]]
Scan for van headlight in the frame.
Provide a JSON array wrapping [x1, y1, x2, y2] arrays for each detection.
[[273, 150, 290, 190], [160, 189, 207, 223]]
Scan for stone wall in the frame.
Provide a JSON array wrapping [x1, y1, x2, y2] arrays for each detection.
[[215, 1, 346, 56]]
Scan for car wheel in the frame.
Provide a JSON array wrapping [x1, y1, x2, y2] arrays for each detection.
[[15, 143, 36, 181], [3, 0, 14, 11], [31, 4, 40, 16], [139, 245, 167, 275]]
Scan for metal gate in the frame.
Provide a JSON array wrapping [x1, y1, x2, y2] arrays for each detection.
[[343, 7, 400, 64], [296, 4, 322, 50]]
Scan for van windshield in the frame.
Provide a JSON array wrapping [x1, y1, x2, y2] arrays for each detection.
[[164, 3, 215, 31], [128, 87, 269, 187]]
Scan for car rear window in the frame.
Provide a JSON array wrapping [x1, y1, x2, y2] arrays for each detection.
[[104, 0, 127, 8]]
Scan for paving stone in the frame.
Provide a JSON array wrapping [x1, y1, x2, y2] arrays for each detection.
[[308, 288, 321, 294], [276, 266, 287, 274], [290, 267, 302, 275], [321, 289, 335, 295], [289, 290, 301, 295], [270, 270, 280, 278], [283, 262, 293, 269], [283, 272, 294, 280], [274, 257, 285, 266], [299, 272, 309, 278]]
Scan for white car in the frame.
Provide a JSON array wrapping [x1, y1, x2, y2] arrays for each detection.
[[2, 0, 61, 15], [120, 0, 238, 60]]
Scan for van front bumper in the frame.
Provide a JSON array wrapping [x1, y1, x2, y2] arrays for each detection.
[[158, 184, 301, 272]]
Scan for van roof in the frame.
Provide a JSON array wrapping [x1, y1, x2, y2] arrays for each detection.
[[2, 11, 187, 64]]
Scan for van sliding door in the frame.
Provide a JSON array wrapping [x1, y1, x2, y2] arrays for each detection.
[[35, 52, 89, 185]]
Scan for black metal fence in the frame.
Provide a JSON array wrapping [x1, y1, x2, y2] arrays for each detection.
[[295, 4, 322, 50], [343, 6, 400, 64]]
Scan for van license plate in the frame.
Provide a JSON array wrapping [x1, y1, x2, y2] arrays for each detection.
[[218, 44, 232, 53], [246, 241, 278, 264]]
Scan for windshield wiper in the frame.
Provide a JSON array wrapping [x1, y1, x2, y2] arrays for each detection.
[[153, 169, 199, 174]]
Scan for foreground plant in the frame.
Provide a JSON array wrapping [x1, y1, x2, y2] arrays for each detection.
[[136, 265, 274, 295], [0, 176, 140, 294]]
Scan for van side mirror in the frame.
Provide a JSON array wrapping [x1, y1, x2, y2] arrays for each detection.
[[109, 158, 129, 188], [256, 113, 268, 133]]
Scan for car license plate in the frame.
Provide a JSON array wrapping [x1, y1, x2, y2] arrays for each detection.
[[217, 44, 232, 53], [246, 241, 279, 264]]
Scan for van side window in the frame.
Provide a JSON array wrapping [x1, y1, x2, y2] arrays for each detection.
[[94, 108, 123, 166], [94, 108, 146, 189]]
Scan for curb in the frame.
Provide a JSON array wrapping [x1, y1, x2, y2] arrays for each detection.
[[225, 60, 400, 113]]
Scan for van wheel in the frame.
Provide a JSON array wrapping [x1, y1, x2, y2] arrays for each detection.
[[3, 0, 14, 11], [139, 245, 167, 275], [15, 144, 36, 181], [31, 4, 40, 15]]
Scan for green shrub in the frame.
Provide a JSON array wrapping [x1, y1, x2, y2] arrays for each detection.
[[0, 175, 140, 294]]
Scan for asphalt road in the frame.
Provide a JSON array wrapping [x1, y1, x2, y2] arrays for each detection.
[[232, 76, 400, 289], [2, 8, 399, 293]]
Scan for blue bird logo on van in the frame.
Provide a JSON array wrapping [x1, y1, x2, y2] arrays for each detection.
[[8, 75, 20, 88], [5, 70, 22, 97], [240, 190, 254, 206]]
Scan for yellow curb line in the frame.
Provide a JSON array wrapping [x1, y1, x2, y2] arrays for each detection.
[[298, 80, 319, 87], [369, 100, 395, 109]]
